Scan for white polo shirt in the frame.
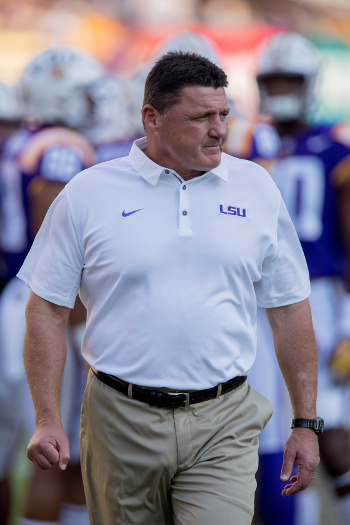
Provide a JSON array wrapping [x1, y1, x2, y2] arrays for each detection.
[[18, 137, 310, 390]]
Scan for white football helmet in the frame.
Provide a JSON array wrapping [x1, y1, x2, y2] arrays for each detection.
[[152, 30, 220, 65], [17, 47, 105, 128], [256, 32, 320, 122], [82, 74, 135, 146], [0, 81, 21, 122]]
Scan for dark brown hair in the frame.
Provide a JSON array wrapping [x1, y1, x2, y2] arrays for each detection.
[[143, 51, 228, 114]]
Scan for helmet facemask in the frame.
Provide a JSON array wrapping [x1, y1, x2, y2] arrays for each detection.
[[257, 74, 310, 123]]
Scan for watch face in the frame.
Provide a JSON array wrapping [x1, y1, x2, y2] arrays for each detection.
[[316, 417, 324, 434]]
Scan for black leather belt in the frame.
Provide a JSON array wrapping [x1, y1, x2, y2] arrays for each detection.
[[91, 368, 247, 409]]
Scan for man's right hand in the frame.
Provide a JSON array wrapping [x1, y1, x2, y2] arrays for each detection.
[[27, 422, 70, 471]]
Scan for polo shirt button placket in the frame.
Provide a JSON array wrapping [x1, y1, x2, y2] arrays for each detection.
[[179, 182, 192, 236]]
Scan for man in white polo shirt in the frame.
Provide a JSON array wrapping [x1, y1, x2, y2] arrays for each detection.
[[18, 51, 321, 525]]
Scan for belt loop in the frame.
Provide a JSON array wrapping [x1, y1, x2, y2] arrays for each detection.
[[128, 383, 133, 399], [216, 383, 222, 398]]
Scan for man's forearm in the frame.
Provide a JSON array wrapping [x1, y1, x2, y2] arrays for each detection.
[[267, 299, 320, 495], [24, 291, 70, 426], [266, 298, 318, 418]]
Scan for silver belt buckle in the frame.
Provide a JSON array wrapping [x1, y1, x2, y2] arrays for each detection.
[[168, 392, 190, 408]]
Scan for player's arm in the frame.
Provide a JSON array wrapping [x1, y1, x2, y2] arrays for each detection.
[[25, 139, 94, 239], [266, 298, 320, 496], [27, 178, 65, 239], [24, 291, 71, 470]]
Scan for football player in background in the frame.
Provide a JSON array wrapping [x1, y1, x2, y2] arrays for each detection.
[[251, 31, 350, 525], [0, 81, 23, 293], [0, 47, 105, 525]]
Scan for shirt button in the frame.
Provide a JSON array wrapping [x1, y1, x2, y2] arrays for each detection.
[[182, 185, 186, 190], [182, 210, 187, 216], [165, 169, 169, 174]]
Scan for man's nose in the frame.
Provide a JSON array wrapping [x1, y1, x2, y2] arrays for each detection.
[[209, 117, 228, 139]]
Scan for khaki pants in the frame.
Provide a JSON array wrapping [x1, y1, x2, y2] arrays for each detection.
[[80, 369, 273, 525]]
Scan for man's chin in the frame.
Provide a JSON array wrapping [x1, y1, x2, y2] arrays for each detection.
[[201, 150, 222, 168]]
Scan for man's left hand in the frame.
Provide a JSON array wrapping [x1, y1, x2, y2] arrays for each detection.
[[280, 427, 320, 496]]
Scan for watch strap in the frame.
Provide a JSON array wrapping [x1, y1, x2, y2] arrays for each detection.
[[291, 417, 324, 434]]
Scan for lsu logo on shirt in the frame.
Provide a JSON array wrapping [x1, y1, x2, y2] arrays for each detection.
[[219, 204, 247, 217]]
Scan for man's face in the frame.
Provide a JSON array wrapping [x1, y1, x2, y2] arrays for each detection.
[[146, 85, 230, 179]]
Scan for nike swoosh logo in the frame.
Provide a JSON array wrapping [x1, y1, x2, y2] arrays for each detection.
[[122, 208, 144, 217]]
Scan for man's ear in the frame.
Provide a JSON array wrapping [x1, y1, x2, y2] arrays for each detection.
[[142, 104, 161, 130]]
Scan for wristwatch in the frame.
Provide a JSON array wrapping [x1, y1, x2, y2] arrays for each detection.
[[291, 417, 324, 435]]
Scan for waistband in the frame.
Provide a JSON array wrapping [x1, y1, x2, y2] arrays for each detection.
[[91, 368, 247, 409]]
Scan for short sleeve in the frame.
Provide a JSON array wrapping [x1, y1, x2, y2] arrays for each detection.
[[255, 197, 311, 308], [17, 188, 84, 308]]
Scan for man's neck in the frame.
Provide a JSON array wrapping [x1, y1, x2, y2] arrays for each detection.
[[143, 146, 205, 181]]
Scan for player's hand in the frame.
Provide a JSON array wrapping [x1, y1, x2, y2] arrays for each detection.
[[280, 427, 320, 496], [329, 338, 350, 384], [26, 421, 70, 471]]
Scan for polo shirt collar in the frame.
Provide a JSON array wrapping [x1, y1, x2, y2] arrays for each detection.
[[129, 137, 228, 185]]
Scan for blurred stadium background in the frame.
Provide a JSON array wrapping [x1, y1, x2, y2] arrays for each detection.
[[1, 1, 349, 523], [1, 0, 350, 123]]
